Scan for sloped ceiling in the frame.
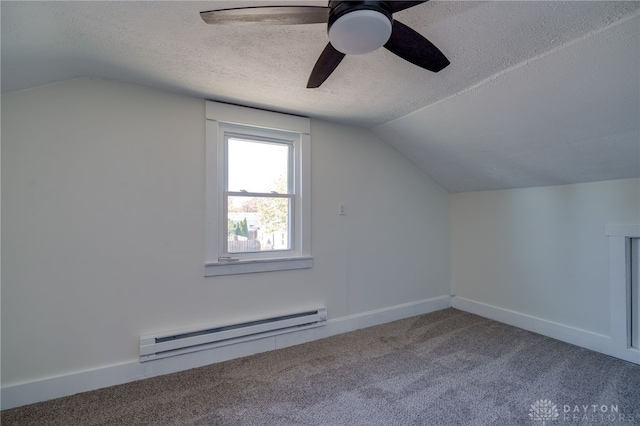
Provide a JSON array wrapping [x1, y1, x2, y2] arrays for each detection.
[[2, 1, 639, 192]]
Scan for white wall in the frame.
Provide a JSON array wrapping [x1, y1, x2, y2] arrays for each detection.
[[451, 178, 640, 336], [3, 77, 638, 408], [1, 78, 451, 388]]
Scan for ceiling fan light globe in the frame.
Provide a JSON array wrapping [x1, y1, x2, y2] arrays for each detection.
[[328, 10, 392, 55]]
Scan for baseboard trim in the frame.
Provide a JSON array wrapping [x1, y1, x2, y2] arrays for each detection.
[[451, 297, 612, 356], [275, 295, 452, 349], [1, 295, 451, 410]]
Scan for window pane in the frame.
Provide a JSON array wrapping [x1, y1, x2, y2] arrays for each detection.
[[228, 138, 289, 194], [227, 196, 290, 253]]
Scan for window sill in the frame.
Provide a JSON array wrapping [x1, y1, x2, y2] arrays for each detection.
[[204, 256, 313, 277]]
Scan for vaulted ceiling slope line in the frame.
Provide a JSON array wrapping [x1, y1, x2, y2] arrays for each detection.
[[374, 11, 640, 193]]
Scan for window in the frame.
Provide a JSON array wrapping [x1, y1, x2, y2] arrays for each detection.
[[225, 129, 293, 253], [205, 101, 312, 276]]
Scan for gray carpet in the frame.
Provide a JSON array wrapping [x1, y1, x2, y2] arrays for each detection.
[[2, 308, 639, 425]]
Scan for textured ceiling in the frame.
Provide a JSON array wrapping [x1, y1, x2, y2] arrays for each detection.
[[2, 1, 639, 192], [375, 11, 640, 192]]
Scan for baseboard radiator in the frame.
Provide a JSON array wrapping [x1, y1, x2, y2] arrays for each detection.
[[140, 307, 327, 362]]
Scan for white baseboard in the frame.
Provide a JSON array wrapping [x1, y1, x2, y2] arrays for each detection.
[[451, 296, 612, 356], [275, 295, 452, 349], [1, 295, 451, 410]]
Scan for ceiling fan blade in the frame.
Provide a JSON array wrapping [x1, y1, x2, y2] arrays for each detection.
[[384, 20, 450, 73], [389, 1, 429, 14], [307, 43, 346, 88], [200, 6, 330, 25]]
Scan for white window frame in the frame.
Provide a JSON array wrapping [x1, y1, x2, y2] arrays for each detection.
[[205, 101, 312, 276]]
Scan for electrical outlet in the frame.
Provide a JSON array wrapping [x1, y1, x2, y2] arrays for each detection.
[[339, 203, 346, 215]]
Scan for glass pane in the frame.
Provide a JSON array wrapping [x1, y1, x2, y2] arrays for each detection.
[[227, 196, 291, 253], [228, 138, 289, 194]]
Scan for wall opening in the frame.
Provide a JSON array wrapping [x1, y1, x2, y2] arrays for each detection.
[[607, 225, 640, 364], [632, 238, 639, 349]]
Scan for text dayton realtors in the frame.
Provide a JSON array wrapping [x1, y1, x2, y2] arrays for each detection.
[[562, 404, 634, 423]]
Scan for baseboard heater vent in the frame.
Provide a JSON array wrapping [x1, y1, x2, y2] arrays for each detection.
[[140, 307, 327, 362]]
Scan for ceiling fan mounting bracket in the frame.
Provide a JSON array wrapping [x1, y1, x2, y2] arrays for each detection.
[[327, 1, 393, 29]]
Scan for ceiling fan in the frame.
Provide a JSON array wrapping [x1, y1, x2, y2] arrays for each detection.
[[200, 1, 450, 88]]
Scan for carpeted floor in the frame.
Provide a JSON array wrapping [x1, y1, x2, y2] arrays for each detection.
[[2, 308, 639, 425]]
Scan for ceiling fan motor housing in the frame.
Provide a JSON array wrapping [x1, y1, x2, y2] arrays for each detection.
[[327, 1, 393, 55]]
